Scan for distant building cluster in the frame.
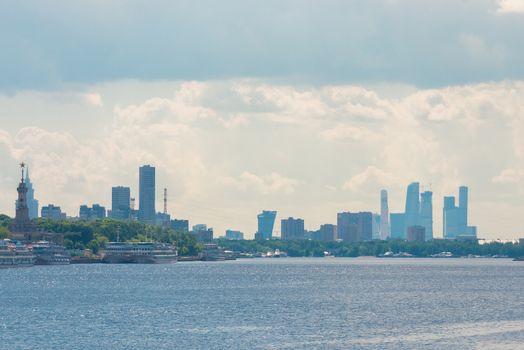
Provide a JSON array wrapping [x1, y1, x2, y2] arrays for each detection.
[[254, 183, 477, 243], [9, 163, 479, 243]]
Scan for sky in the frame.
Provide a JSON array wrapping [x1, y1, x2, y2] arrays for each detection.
[[1, 0, 524, 239]]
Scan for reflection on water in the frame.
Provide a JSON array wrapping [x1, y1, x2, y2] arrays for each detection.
[[1, 258, 523, 349]]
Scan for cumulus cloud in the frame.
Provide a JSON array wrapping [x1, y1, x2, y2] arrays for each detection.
[[224, 171, 300, 195], [492, 168, 520, 184], [83, 92, 103, 107], [1, 79, 524, 238], [342, 166, 397, 192], [497, 0, 524, 14]]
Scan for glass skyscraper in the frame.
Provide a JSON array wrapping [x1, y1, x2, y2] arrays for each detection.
[[138, 165, 156, 224], [404, 182, 420, 230], [419, 191, 433, 240], [380, 189, 390, 240], [257, 210, 277, 239], [443, 186, 476, 239]]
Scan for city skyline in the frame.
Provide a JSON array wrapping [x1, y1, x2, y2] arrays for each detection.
[[1, 163, 485, 240], [1, 1, 524, 239]]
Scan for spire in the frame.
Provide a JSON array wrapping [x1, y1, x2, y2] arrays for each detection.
[[25, 165, 30, 181], [20, 162, 25, 183]]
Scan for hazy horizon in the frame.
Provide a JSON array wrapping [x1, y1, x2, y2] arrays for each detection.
[[2, 1, 524, 239]]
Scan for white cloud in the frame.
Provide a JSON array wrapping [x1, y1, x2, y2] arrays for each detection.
[[1, 80, 524, 238], [342, 166, 397, 192], [83, 92, 103, 107], [492, 168, 520, 184], [497, 0, 524, 14], [224, 171, 300, 195]]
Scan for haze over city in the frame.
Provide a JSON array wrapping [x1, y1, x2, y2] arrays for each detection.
[[2, 1, 524, 239]]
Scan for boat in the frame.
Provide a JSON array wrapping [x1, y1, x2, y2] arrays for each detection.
[[0, 239, 35, 268], [102, 242, 177, 264], [200, 243, 226, 261], [31, 241, 71, 265]]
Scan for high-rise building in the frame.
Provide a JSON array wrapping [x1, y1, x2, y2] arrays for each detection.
[[390, 213, 406, 239], [407, 225, 426, 242], [16, 166, 39, 219], [459, 186, 468, 229], [337, 212, 372, 242], [380, 189, 390, 240], [443, 186, 477, 239], [171, 219, 189, 232], [419, 191, 433, 240], [79, 204, 106, 220], [138, 165, 156, 224], [9, 164, 36, 239], [111, 186, 131, 220], [281, 217, 305, 240], [372, 214, 381, 240], [225, 230, 244, 240], [192, 224, 213, 242], [41, 204, 66, 220], [319, 224, 336, 242], [404, 182, 420, 231], [256, 210, 277, 239]]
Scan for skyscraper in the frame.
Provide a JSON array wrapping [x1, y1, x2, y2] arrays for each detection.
[[319, 224, 336, 242], [256, 210, 277, 239], [281, 217, 305, 240], [443, 186, 477, 239], [404, 182, 420, 230], [111, 186, 131, 220], [419, 191, 433, 240], [390, 213, 406, 239], [16, 166, 38, 219], [337, 212, 372, 242], [138, 165, 156, 224], [380, 189, 390, 240]]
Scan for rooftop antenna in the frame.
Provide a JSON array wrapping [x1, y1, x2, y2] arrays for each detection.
[[163, 188, 168, 215]]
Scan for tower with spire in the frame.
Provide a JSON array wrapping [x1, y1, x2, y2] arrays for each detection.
[[16, 165, 39, 219], [9, 163, 37, 240]]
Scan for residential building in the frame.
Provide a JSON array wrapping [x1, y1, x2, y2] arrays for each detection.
[[79, 204, 106, 220], [192, 224, 213, 242], [319, 224, 336, 242], [225, 230, 244, 240], [337, 212, 372, 242], [111, 186, 130, 220], [41, 204, 66, 219], [281, 217, 305, 240], [171, 219, 189, 232]]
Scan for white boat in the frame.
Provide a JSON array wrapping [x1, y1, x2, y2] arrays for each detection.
[[0, 239, 35, 268], [103, 242, 178, 264]]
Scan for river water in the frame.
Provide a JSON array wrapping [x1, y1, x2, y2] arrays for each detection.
[[1, 258, 523, 349]]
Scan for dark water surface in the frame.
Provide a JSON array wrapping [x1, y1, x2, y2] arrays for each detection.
[[1, 258, 523, 349]]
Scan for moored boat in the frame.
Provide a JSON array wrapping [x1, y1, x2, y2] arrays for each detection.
[[0, 239, 35, 268], [102, 242, 177, 264], [31, 241, 71, 265]]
